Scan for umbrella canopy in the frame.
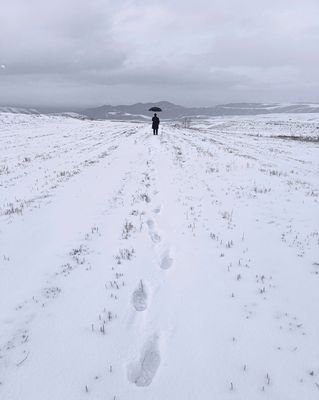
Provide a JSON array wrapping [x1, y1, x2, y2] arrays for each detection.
[[148, 106, 162, 112]]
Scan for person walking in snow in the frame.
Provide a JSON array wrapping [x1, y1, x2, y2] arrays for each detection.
[[152, 113, 160, 135]]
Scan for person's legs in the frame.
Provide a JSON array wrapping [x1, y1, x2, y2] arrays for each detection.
[[153, 128, 155, 135]]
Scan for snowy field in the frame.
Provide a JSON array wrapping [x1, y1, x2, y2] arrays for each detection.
[[0, 112, 318, 400]]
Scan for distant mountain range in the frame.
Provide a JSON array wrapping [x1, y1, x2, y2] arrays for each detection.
[[0, 106, 41, 115], [1, 101, 319, 120], [82, 101, 319, 120]]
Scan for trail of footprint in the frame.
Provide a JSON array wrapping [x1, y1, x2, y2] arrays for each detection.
[[127, 335, 161, 387], [132, 280, 148, 312]]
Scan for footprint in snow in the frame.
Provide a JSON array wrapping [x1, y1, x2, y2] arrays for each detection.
[[146, 219, 155, 229], [132, 280, 148, 312], [147, 219, 161, 243], [153, 205, 161, 214], [160, 249, 174, 270], [127, 335, 161, 386]]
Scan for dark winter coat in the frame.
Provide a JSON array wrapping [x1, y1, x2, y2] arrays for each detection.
[[152, 116, 160, 128]]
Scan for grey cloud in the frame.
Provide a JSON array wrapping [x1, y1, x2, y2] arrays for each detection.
[[0, 0, 319, 107], [0, 0, 126, 75]]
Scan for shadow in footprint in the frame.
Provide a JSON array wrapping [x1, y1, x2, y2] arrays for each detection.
[[127, 335, 161, 387], [132, 280, 148, 312]]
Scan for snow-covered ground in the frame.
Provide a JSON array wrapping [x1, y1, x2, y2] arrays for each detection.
[[0, 112, 318, 400]]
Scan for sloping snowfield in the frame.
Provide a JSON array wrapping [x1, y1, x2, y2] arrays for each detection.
[[0, 112, 318, 400]]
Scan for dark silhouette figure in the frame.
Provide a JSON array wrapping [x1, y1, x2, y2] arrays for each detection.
[[152, 113, 160, 135]]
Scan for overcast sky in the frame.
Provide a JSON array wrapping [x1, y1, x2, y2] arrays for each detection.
[[1, 0, 319, 108]]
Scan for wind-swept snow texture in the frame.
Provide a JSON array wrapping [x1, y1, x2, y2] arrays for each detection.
[[0, 112, 318, 399]]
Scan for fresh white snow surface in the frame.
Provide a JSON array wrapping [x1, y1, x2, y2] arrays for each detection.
[[0, 112, 318, 399]]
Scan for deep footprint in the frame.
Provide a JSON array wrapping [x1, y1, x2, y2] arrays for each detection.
[[150, 231, 161, 243], [132, 280, 148, 312], [160, 249, 174, 270], [146, 219, 155, 229], [127, 335, 161, 387], [147, 219, 161, 243]]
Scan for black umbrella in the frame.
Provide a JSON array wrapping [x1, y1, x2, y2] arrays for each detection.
[[148, 106, 162, 112]]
